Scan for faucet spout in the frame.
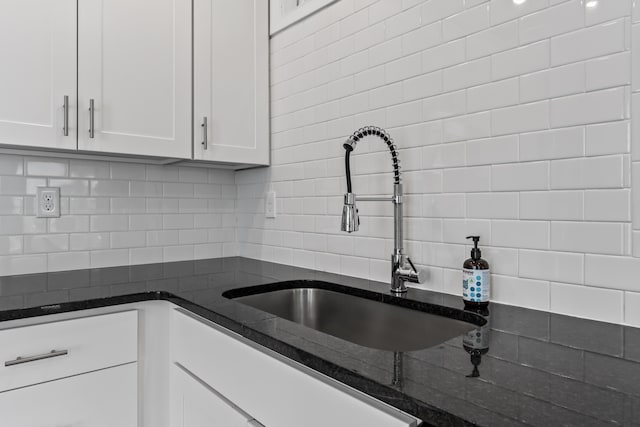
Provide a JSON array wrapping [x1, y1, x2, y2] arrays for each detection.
[[340, 126, 424, 294]]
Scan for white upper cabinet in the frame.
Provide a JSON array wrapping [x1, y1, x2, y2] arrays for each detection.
[[0, 0, 77, 150], [193, 0, 269, 166], [78, 0, 192, 159]]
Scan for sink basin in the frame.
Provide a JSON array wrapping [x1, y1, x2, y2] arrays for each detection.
[[223, 281, 483, 352]]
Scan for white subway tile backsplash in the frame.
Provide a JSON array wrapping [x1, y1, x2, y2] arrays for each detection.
[[70, 233, 110, 251], [492, 220, 550, 250], [585, 121, 630, 156], [402, 71, 443, 102], [442, 112, 491, 143], [443, 166, 491, 193], [24, 234, 69, 253], [492, 40, 550, 80], [466, 21, 518, 60], [550, 282, 623, 324], [491, 0, 550, 26], [584, 0, 631, 26], [520, 250, 584, 284], [548, 62, 586, 98], [466, 135, 519, 166], [25, 158, 68, 177], [232, 0, 640, 325], [442, 4, 490, 42], [0, 217, 45, 235], [48, 252, 90, 272], [551, 19, 626, 66], [0, 254, 47, 276], [519, 0, 584, 45], [422, 39, 466, 73], [492, 162, 549, 191], [90, 249, 129, 268], [442, 218, 488, 244], [129, 247, 163, 265], [0, 196, 22, 215], [384, 5, 421, 39], [550, 155, 625, 189], [110, 163, 146, 181], [586, 52, 631, 91], [520, 190, 584, 220], [552, 221, 624, 254], [492, 101, 550, 136], [466, 192, 518, 219], [48, 179, 89, 197], [584, 189, 631, 221], [468, 78, 519, 113], [423, 90, 466, 121], [0, 177, 45, 195], [69, 198, 110, 215], [90, 215, 129, 232], [110, 231, 146, 249], [519, 127, 585, 162], [90, 180, 129, 197], [550, 88, 626, 128], [402, 22, 442, 55], [69, 160, 110, 179], [491, 275, 550, 311], [0, 155, 23, 175], [0, 236, 22, 255], [147, 230, 180, 247], [443, 57, 491, 92], [421, 0, 463, 25], [49, 216, 90, 233]]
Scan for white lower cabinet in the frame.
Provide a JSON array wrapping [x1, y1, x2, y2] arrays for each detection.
[[0, 302, 416, 427], [171, 309, 418, 427], [171, 364, 260, 427], [0, 362, 137, 427]]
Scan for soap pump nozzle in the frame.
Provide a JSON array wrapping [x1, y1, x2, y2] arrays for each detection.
[[466, 235, 481, 261]]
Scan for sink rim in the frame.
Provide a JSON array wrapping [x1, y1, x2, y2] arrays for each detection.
[[222, 279, 487, 328]]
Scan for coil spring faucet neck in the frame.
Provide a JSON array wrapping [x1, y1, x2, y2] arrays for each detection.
[[340, 126, 423, 294]]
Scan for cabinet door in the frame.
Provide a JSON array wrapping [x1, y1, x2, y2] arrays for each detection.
[[0, 0, 77, 150], [194, 0, 269, 166], [78, 0, 191, 159], [0, 362, 137, 427], [171, 365, 253, 427]]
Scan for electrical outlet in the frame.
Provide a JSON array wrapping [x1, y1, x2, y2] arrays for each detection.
[[265, 191, 276, 218], [36, 187, 60, 218]]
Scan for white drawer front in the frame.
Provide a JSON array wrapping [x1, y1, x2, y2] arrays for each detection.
[[172, 310, 416, 427], [0, 310, 137, 392], [0, 362, 137, 427]]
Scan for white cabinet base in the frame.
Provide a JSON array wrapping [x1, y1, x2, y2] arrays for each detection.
[[171, 364, 256, 427], [0, 363, 137, 427]]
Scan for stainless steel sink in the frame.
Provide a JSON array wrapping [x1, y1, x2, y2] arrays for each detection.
[[226, 284, 480, 352]]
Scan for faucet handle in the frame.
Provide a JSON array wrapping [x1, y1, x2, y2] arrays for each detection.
[[404, 257, 425, 284]]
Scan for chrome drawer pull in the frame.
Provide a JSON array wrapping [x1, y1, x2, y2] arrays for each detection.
[[62, 95, 69, 137], [201, 116, 208, 150], [5, 349, 69, 367], [88, 99, 95, 139]]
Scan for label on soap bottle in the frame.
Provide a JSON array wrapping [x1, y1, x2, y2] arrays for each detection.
[[462, 269, 490, 303]]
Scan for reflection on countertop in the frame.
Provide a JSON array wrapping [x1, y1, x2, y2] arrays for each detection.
[[0, 257, 638, 426]]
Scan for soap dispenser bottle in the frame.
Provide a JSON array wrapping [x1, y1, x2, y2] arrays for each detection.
[[463, 236, 490, 308]]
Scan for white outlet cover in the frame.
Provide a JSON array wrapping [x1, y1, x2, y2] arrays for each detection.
[[265, 191, 276, 218], [36, 187, 60, 218]]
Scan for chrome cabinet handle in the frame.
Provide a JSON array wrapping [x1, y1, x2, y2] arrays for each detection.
[[88, 99, 95, 139], [201, 116, 208, 150], [5, 349, 69, 367], [62, 95, 69, 137]]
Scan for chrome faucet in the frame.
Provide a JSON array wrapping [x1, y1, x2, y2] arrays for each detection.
[[340, 126, 423, 294]]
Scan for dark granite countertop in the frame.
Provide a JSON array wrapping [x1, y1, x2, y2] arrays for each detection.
[[0, 257, 639, 427]]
